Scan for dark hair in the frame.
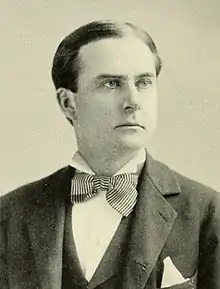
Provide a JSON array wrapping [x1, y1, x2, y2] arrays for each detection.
[[51, 20, 162, 92]]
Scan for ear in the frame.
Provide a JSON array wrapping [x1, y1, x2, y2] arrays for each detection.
[[56, 87, 77, 125]]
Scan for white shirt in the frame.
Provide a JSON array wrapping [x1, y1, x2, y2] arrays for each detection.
[[69, 149, 146, 281]]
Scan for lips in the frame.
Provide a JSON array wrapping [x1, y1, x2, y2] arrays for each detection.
[[115, 123, 145, 129]]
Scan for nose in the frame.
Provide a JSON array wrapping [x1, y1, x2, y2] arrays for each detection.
[[122, 83, 140, 112]]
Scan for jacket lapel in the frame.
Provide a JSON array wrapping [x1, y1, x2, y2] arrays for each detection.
[[89, 214, 133, 289], [10, 166, 75, 289], [122, 155, 181, 289], [85, 155, 181, 289]]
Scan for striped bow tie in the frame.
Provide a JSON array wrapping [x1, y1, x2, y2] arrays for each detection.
[[71, 172, 138, 217]]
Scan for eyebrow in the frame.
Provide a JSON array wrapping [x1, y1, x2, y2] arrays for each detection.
[[136, 72, 155, 78], [95, 72, 155, 81]]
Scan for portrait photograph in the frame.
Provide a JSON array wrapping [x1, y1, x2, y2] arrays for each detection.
[[0, 1, 220, 288]]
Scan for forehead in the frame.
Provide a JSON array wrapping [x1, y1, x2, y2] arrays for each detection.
[[78, 36, 156, 78]]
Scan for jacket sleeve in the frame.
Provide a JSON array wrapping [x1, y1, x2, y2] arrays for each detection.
[[197, 191, 220, 289], [0, 194, 9, 289], [0, 221, 8, 289]]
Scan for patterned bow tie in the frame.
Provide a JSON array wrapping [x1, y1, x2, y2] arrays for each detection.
[[71, 172, 138, 217]]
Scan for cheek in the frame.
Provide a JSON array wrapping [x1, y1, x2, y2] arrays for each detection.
[[141, 93, 157, 111], [94, 106, 117, 127], [76, 96, 116, 127], [141, 96, 158, 124]]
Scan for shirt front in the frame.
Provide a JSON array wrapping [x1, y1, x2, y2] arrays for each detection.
[[69, 148, 146, 281]]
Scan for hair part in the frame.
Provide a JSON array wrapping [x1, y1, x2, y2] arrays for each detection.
[[51, 20, 162, 93]]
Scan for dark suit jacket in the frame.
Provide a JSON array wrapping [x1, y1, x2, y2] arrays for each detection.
[[1, 155, 220, 289]]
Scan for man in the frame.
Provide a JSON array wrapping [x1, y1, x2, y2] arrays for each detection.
[[0, 20, 220, 289]]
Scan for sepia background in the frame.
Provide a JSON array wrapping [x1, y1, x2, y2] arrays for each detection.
[[0, 0, 220, 193]]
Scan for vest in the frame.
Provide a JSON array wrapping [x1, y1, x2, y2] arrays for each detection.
[[62, 204, 133, 289]]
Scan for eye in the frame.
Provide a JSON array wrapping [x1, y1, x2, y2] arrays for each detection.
[[136, 78, 152, 89], [102, 80, 119, 89]]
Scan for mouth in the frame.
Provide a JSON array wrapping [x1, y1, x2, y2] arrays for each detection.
[[115, 123, 145, 129]]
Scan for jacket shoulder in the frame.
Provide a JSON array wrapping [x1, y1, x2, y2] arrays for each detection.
[[156, 159, 220, 215], [0, 166, 72, 223], [173, 169, 219, 200], [148, 155, 220, 210], [148, 155, 218, 198]]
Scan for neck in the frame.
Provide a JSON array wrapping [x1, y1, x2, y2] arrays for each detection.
[[78, 145, 143, 176]]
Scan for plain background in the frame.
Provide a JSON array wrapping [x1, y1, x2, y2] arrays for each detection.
[[0, 0, 220, 193]]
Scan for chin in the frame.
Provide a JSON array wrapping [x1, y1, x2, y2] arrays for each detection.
[[118, 135, 147, 150]]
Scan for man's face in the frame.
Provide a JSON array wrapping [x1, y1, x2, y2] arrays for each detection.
[[72, 36, 157, 152]]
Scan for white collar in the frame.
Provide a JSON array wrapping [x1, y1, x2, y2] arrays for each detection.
[[69, 148, 146, 176]]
